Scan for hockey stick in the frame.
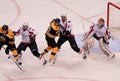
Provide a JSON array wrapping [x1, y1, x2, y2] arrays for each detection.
[[109, 33, 119, 40], [2, 47, 25, 72], [81, 20, 90, 55], [81, 20, 86, 33]]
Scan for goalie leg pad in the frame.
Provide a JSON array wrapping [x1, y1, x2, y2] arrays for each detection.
[[88, 37, 94, 49], [82, 37, 94, 55], [99, 38, 113, 57]]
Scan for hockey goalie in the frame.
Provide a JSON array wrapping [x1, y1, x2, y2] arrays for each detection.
[[82, 18, 115, 59]]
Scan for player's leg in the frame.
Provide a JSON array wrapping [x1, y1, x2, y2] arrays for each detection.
[[49, 38, 58, 64], [82, 37, 94, 55], [17, 42, 27, 58], [67, 37, 87, 59], [9, 44, 22, 65], [29, 41, 41, 58], [41, 35, 53, 56], [68, 36, 81, 53], [99, 38, 115, 59], [57, 36, 67, 49], [49, 47, 58, 64], [0, 42, 3, 50], [55, 36, 67, 61], [40, 35, 54, 60], [29, 41, 47, 65]]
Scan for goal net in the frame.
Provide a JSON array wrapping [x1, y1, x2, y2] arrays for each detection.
[[107, 2, 120, 39]]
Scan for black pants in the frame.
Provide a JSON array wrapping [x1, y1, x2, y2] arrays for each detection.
[[57, 36, 80, 53], [45, 35, 57, 48], [0, 42, 16, 51], [92, 33, 109, 44], [17, 41, 40, 58]]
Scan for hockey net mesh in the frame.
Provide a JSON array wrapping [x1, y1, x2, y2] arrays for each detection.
[[108, 2, 120, 39]]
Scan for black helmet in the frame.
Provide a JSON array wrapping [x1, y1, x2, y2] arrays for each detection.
[[55, 18, 60, 24], [2, 25, 8, 31]]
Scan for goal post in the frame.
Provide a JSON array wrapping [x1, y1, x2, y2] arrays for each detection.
[[107, 2, 120, 39], [107, 2, 120, 28]]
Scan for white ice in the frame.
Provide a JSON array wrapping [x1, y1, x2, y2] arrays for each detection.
[[0, 0, 120, 81]]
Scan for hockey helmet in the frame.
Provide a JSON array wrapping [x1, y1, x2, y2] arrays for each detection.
[[55, 18, 60, 24], [61, 13, 67, 17], [98, 18, 104, 22], [23, 22, 29, 27], [98, 18, 105, 28], [2, 25, 8, 31]]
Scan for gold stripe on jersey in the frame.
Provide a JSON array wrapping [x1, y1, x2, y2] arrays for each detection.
[[46, 21, 60, 38], [0, 27, 15, 40], [51, 21, 59, 31]]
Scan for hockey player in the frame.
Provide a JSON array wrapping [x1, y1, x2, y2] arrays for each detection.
[[82, 18, 115, 59], [0, 25, 22, 65], [39, 18, 61, 64], [13, 22, 47, 65], [57, 14, 86, 59]]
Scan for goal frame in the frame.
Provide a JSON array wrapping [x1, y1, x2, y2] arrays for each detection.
[[107, 2, 120, 28]]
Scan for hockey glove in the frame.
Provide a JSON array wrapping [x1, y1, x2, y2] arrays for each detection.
[[5, 46, 10, 55], [0, 36, 6, 42], [13, 31, 16, 35], [30, 35, 36, 43], [65, 30, 71, 35], [63, 30, 71, 35]]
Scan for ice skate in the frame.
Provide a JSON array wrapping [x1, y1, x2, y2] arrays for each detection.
[[43, 59, 47, 65], [108, 54, 115, 59], [49, 58, 56, 65], [79, 49, 87, 59], [16, 59, 22, 65], [82, 53, 87, 59]]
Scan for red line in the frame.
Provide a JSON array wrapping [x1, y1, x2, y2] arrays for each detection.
[[5, 76, 100, 81], [4, 74, 14, 81], [9, 0, 21, 26]]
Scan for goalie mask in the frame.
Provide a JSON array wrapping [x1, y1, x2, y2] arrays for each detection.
[[98, 18, 105, 28]]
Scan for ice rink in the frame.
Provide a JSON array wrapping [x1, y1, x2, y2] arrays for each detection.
[[0, 0, 120, 81]]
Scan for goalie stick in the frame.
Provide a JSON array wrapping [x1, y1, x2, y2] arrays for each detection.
[[3, 47, 25, 72], [81, 20, 90, 55]]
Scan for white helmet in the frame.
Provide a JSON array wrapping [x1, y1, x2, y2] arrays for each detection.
[[23, 22, 29, 27], [61, 13, 67, 17]]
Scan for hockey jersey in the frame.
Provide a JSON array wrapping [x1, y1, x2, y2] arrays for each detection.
[[0, 27, 15, 43], [60, 20, 74, 36], [46, 20, 60, 38], [88, 24, 109, 37], [16, 27, 37, 43]]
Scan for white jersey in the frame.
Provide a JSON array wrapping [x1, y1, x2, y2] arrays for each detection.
[[16, 27, 37, 43], [89, 24, 109, 37], [60, 20, 74, 35]]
